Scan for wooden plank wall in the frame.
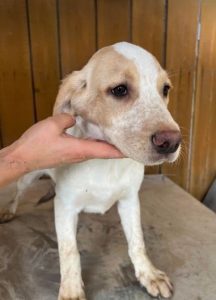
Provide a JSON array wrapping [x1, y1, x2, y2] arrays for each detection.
[[189, 0, 216, 200], [162, 0, 200, 188], [0, 0, 35, 146], [0, 0, 215, 201], [28, 0, 60, 121]]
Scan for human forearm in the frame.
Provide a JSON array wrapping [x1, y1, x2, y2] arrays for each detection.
[[0, 114, 123, 188], [0, 143, 29, 187]]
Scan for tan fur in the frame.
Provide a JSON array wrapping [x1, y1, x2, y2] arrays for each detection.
[[54, 46, 140, 127]]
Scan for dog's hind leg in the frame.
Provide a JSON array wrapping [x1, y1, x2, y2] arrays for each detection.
[[0, 170, 45, 223], [117, 194, 173, 299], [54, 196, 86, 300]]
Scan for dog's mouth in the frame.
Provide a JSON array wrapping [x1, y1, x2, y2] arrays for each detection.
[[105, 140, 181, 165], [102, 134, 181, 165], [142, 145, 181, 166]]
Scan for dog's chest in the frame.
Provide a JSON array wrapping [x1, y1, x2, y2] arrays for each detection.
[[54, 158, 144, 214]]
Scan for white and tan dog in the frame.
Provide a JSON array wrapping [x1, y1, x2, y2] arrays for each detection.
[[3, 42, 181, 299]]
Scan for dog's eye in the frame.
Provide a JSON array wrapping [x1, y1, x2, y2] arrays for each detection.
[[111, 85, 128, 97], [163, 84, 170, 97]]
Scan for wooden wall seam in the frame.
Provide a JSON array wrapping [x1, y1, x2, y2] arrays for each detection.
[[129, 0, 133, 43], [56, 0, 63, 79], [163, 0, 168, 69], [187, 0, 202, 191], [95, 0, 99, 50], [159, 0, 169, 175], [25, 0, 37, 123]]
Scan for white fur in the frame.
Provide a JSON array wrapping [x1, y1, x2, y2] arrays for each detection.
[[114, 42, 159, 82]]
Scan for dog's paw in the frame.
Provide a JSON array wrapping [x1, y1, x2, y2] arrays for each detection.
[[58, 285, 86, 300], [0, 209, 15, 223], [58, 297, 86, 300], [58, 293, 86, 300], [138, 268, 173, 299]]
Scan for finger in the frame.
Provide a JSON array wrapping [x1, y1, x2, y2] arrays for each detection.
[[52, 113, 76, 130], [76, 139, 124, 159]]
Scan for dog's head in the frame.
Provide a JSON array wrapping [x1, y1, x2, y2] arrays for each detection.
[[54, 42, 181, 165]]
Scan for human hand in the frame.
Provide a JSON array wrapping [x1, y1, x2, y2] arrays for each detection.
[[8, 113, 123, 173]]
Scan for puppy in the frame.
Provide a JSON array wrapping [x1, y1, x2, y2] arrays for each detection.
[[2, 42, 181, 299]]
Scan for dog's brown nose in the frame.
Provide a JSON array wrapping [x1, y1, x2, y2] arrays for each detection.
[[151, 130, 181, 154]]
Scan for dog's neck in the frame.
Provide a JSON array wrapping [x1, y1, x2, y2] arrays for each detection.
[[66, 116, 107, 141]]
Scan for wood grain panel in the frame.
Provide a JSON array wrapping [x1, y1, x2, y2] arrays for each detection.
[[28, 0, 60, 120], [132, 0, 165, 65], [190, 0, 216, 200], [97, 0, 130, 48], [59, 0, 96, 76], [162, 0, 199, 189], [132, 0, 166, 174], [0, 0, 35, 146]]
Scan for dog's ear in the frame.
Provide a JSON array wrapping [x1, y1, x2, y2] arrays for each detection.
[[53, 70, 87, 115]]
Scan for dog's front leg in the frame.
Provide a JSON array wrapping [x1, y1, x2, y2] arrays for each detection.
[[54, 196, 86, 300], [117, 195, 173, 299]]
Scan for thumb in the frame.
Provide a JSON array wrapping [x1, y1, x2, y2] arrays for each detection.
[[77, 139, 124, 159], [52, 113, 76, 131]]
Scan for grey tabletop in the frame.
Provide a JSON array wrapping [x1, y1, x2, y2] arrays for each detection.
[[0, 175, 215, 300]]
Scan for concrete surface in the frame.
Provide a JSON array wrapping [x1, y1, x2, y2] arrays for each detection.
[[0, 175, 215, 300]]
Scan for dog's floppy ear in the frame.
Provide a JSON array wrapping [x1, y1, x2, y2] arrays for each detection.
[[53, 70, 86, 115]]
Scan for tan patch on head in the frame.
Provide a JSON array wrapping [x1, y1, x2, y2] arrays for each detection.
[[54, 46, 141, 128], [81, 46, 140, 126]]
